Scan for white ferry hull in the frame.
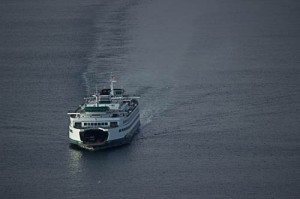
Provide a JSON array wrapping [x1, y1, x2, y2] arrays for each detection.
[[68, 76, 140, 151], [69, 119, 140, 151]]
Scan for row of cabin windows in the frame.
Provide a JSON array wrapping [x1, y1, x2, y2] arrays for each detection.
[[119, 126, 130, 132], [119, 120, 135, 132], [83, 122, 108, 126], [74, 121, 118, 129], [119, 113, 139, 132]]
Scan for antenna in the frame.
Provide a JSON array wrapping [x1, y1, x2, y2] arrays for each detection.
[[95, 85, 98, 106], [110, 72, 116, 97], [120, 79, 124, 97]]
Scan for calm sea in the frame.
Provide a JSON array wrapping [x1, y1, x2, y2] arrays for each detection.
[[0, 0, 299, 198]]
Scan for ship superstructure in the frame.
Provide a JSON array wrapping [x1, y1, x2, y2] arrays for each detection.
[[68, 76, 140, 150]]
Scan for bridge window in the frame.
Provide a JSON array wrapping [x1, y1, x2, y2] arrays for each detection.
[[74, 122, 82, 129], [110, 122, 118, 127]]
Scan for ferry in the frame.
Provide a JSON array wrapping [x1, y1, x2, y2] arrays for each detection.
[[68, 76, 140, 150]]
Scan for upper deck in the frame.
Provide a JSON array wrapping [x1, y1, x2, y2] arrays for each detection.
[[68, 76, 139, 119]]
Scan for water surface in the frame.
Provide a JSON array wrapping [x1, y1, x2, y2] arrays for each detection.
[[0, 0, 299, 198]]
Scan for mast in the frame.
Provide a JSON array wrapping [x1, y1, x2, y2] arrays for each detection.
[[110, 73, 116, 97], [94, 85, 98, 106]]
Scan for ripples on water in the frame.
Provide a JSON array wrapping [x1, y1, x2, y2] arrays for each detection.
[[0, 0, 299, 198]]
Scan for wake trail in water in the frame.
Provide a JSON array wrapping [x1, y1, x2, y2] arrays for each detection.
[[83, 0, 138, 95], [81, 0, 175, 128]]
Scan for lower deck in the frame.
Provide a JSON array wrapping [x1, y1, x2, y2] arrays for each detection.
[[69, 120, 140, 150]]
